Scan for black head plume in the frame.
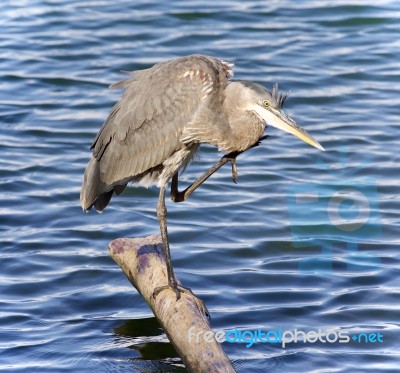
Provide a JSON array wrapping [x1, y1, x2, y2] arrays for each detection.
[[271, 83, 290, 109]]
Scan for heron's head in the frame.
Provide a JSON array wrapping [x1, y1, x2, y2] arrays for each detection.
[[239, 81, 324, 151]]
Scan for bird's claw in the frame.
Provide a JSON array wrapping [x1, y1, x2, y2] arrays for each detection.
[[230, 158, 238, 184], [153, 283, 210, 318], [223, 152, 240, 184]]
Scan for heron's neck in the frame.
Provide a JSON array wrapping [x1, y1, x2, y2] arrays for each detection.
[[221, 84, 265, 152]]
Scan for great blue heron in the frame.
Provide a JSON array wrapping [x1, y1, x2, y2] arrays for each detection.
[[81, 55, 324, 311]]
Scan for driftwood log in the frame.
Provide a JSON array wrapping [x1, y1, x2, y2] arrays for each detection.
[[109, 234, 235, 373]]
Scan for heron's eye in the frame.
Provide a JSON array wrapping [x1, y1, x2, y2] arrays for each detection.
[[263, 100, 270, 108]]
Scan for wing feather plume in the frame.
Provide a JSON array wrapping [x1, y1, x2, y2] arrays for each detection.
[[81, 55, 233, 211]]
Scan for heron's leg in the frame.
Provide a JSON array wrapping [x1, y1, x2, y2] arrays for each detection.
[[155, 182, 177, 288], [170, 172, 179, 202], [171, 151, 241, 203], [153, 182, 209, 317], [171, 135, 270, 202]]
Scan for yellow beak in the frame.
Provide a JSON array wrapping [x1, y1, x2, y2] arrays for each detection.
[[270, 109, 325, 151], [253, 104, 325, 151]]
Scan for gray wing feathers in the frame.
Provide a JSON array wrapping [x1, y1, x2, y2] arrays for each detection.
[[81, 55, 232, 210]]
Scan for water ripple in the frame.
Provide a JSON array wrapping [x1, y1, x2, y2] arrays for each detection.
[[1, 0, 399, 371]]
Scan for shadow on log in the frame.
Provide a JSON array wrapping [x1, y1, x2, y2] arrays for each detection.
[[109, 234, 235, 373]]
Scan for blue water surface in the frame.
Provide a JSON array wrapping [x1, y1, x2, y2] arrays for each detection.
[[1, 0, 399, 372]]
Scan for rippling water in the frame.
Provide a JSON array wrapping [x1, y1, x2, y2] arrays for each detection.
[[1, 1, 399, 372]]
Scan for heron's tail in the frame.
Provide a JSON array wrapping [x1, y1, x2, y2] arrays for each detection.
[[80, 158, 126, 213]]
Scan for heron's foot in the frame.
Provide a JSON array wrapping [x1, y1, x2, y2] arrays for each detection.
[[153, 282, 209, 318], [223, 153, 240, 184], [229, 158, 238, 184]]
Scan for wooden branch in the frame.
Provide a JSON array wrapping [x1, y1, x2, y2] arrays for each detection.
[[109, 234, 235, 373]]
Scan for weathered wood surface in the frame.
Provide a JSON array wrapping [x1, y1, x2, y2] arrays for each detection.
[[109, 234, 235, 373]]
